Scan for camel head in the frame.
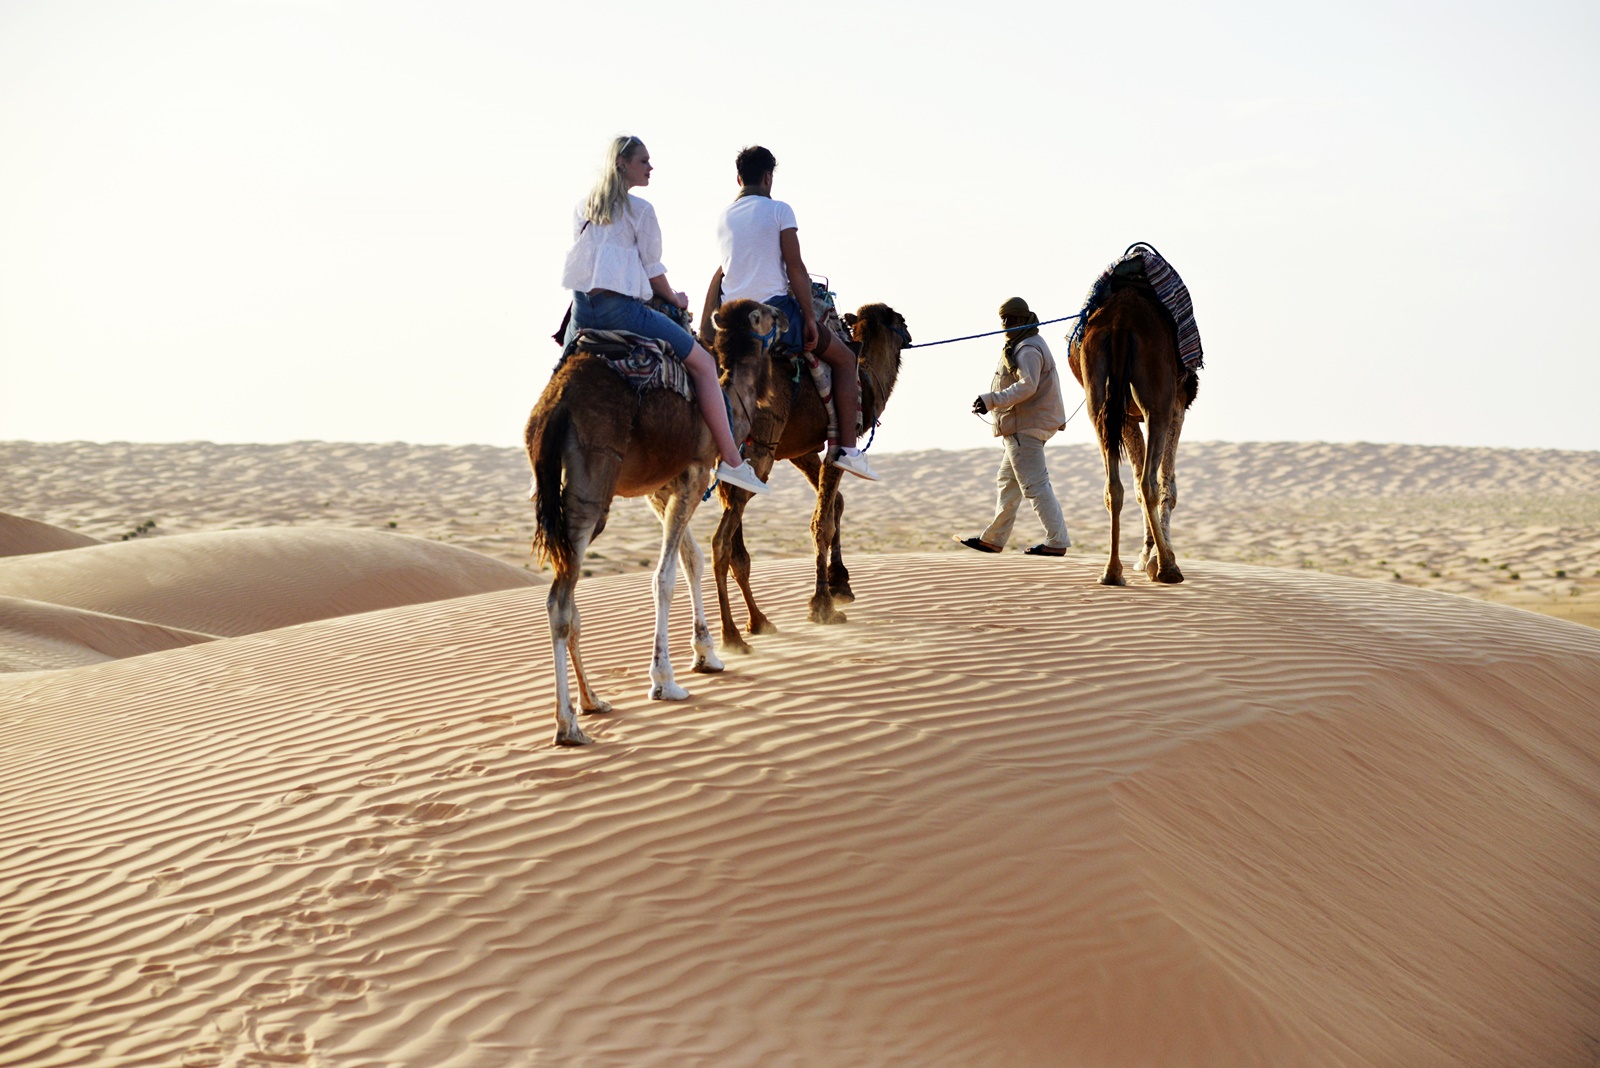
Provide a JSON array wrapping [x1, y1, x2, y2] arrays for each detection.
[[849, 303, 912, 351], [711, 299, 784, 441], [848, 303, 911, 408]]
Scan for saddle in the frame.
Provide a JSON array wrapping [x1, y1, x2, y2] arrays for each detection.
[[572, 329, 694, 403], [1070, 242, 1204, 372]]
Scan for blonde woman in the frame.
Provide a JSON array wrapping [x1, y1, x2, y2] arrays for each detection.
[[560, 135, 768, 495]]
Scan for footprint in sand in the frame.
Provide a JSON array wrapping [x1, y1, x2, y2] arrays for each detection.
[[261, 845, 313, 863], [305, 974, 370, 1007], [396, 722, 454, 740], [179, 1044, 223, 1068], [357, 771, 402, 788], [329, 878, 396, 911], [381, 848, 440, 881], [241, 980, 296, 1008], [433, 761, 488, 780], [362, 801, 468, 836], [138, 963, 177, 997], [515, 766, 595, 788], [150, 867, 185, 891], [251, 1028, 311, 1064], [280, 784, 318, 805], [343, 836, 388, 856]]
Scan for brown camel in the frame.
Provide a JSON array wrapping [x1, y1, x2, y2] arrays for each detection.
[[1071, 280, 1198, 586], [708, 303, 911, 653], [525, 300, 782, 746]]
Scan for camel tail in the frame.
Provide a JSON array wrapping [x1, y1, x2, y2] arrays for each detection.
[[528, 402, 576, 575], [1095, 328, 1133, 469]]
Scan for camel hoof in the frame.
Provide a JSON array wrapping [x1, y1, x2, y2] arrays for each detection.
[[691, 653, 725, 674], [1155, 565, 1185, 584], [554, 725, 594, 747], [747, 616, 779, 636], [649, 681, 689, 702], [1100, 571, 1127, 587], [1136, 550, 1152, 572], [722, 634, 754, 656], [581, 698, 613, 716], [808, 603, 848, 625], [828, 586, 856, 604]]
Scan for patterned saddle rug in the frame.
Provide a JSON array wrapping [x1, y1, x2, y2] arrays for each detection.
[[573, 329, 694, 403], [1070, 243, 1204, 372]]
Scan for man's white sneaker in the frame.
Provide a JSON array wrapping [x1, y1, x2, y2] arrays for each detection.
[[716, 460, 771, 495], [831, 448, 879, 481]]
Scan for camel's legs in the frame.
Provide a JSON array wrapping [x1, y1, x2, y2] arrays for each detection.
[[805, 460, 848, 624], [711, 492, 756, 654], [566, 603, 612, 716], [646, 484, 697, 701], [1139, 412, 1183, 583], [1157, 403, 1185, 550], [826, 485, 852, 603], [729, 512, 776, 635], [1086, 362, 1126, 586], [549, 525, 603, 745], [793, 450, 852, 602], [544, 443, 619, 746], [547, 570, 590, 746], [1122, 421, 1155, 573], [674, 526, 724, 674]]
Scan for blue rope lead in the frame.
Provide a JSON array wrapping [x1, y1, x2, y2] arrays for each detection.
[[904, 313, 1082, 349]]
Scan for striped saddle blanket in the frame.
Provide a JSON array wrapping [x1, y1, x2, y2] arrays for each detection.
[[1070, 243, 1204, 372], [574, 329, 694, 402]]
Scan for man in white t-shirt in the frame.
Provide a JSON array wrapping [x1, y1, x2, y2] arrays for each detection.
[[705, 146, 877, 481]]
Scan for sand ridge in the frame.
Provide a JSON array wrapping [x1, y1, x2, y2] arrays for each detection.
[[1, 547, 1598, 1066]]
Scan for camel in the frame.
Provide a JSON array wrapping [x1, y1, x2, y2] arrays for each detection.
[[1071, 280, 1198, 586], [525, 299, 782, 746], [707, 303, 911, 652]]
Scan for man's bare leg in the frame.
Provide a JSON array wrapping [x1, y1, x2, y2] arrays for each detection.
[[814, 325, 860, 450]]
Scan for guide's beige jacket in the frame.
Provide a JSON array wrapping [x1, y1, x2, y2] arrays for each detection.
[[982, 336, 1068, 439]]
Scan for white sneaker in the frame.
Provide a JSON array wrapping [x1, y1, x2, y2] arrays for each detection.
[[831, 447, 879, 481], [716, 460, 771, 495]]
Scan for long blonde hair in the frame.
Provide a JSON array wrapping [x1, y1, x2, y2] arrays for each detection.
[[583, 134, 641, 226]]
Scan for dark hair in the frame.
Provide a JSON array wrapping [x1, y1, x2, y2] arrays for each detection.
[[735, 145, 777, 186]]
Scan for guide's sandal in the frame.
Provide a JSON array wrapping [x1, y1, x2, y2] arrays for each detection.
[[1023, 544, 1067, 557], [955, 536, 1002, 554]]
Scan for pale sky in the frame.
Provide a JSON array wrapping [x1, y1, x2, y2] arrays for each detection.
[[2, 0, 1596, 454]]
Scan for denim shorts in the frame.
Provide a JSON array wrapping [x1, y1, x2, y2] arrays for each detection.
[[565, 289, 695, 361], [764, 292, 808, 353]]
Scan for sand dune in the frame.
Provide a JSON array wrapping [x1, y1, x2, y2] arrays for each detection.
[[2, 549, 1597, 1066], [0, 511, 101, 558], [0, 594, 215, 673], [0, 526, 537, 639]]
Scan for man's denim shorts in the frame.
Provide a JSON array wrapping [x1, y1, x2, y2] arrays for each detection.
[[763, 292, 808, 353]]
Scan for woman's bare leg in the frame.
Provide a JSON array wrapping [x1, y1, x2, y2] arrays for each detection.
[[683, 343, 743, 466]]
